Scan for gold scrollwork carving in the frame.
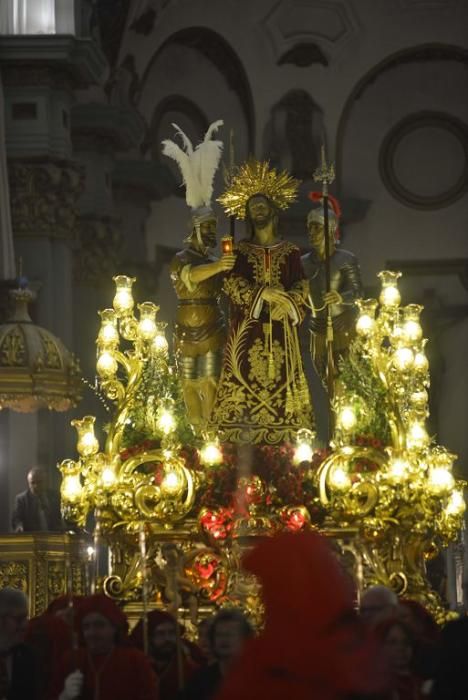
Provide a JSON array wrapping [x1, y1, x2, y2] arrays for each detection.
[[0, 329, 26, 367], [0, 561, 28, 591], [8, 162, 83, 240], [39, 333, 62, 370], [47, 561, 66, 598]]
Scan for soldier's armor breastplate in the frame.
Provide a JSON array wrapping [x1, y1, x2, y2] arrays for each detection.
[[301, 249, 361, 332], [170, 248, 225, 357]]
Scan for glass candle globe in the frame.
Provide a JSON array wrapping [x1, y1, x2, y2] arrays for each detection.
[[138, 302, 158, 341], [72, 416, 99, 457], [98, 309, 119, 347], [402, 304, 423, 343], [97, 351, 118, 378], [112, 275, 135, 315], [378, 270, 402, 308], [356, 299, 378, 336]]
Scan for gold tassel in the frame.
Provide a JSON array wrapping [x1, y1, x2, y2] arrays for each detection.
[[299, 374, 310, 407], [285, 388, 294, 415], [268, 307, 275, 380], [268, 352, 275, 380]]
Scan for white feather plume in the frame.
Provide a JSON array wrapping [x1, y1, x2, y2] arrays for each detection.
[[172, 123, 194, 156], [161, 120, 224, 211], [203, 119, 224, 143], [161, 136, 201, 209], [194, 119, 224, 206]]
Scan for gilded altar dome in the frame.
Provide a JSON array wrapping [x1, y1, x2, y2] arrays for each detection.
[[0, 287, 81, 412]]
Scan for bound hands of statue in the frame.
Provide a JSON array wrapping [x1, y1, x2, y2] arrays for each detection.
[[323, 290, 342, 306], [262, 287, 294, 320], [217, 253, 237, 272], [60, 670, 83, 700]]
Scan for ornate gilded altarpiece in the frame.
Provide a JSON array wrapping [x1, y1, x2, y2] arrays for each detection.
[[0, 534, 86, 617]]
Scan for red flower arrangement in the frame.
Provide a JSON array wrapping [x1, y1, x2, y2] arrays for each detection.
[[120, 438, 331, 536], [119, 439, 160, 462], [350, 458, 380, 474], [354, 435, 384, 449], [199, 507, 234, 542], [279, 506, 310, 532]]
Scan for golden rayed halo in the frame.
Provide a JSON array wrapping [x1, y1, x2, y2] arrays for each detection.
[[218, 160, 300, 219]]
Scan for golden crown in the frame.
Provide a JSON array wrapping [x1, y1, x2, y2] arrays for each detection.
[[218, 160, 299, 219]]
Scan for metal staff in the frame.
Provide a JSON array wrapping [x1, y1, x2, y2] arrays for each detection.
[[169, 552, 185, 692], [160, 545, 185, 692], [138, 523, 149, 656], [65, 554, 79, 666], [92, 508, 101, 594], [228, 129, 236, 241], [221, 129, 236, 254], [313, 144, 336, 436]]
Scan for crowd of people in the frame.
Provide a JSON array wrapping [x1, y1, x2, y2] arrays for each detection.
[[0, 531, 466, 700]]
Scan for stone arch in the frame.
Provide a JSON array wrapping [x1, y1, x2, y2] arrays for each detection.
[[336, 43, 468, 189], [140, 27, 255, 153], [143, 94, 209, 160], [263, 89, 324, 180]]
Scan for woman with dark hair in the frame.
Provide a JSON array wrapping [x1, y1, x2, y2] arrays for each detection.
[[375, 618, 425, 699], [49, 594, 158, 700]]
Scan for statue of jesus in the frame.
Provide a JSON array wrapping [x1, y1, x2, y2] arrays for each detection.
[[210, 161, 314, 444]]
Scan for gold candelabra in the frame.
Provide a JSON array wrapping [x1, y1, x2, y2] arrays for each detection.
[[60, 275, 196, 537], [316, 271, 465, 616]]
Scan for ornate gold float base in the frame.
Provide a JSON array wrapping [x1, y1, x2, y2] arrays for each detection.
[[95, 523, 450, 627], [0, 533, 87, 616]]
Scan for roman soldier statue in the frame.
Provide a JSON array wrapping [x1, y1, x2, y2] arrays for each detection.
[[301, 192, 362, 383], [162, 121, 235, 431]]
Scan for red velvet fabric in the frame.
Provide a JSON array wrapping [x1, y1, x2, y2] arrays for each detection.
[[26, 614, 74, 700], [49, 646, 158, 700]]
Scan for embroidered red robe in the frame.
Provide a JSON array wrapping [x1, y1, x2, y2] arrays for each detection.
[[210, 238, 314, 444]]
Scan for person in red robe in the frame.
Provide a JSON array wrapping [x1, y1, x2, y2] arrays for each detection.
[[130, 610, 199, 700], [25, 597, 77, 700], [49, 594, 158, 700], [216, 531, 387, 700]]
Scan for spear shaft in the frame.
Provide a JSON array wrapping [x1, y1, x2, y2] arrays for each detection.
[[228, 129, 235, 241], [138, 523, 149, 656], [314, 145, 336, 437]]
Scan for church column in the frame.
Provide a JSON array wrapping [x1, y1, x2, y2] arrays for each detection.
[[70, 103, 146, 419], [0, 35, 105, 529]]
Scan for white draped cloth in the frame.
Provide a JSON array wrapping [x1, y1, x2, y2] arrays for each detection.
[[0, 69, 15, 279], [0, 0, 75, 35]]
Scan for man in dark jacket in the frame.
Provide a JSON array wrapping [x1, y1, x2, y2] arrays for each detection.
[[11, 467, 62, 533], [0, 587, 36, 700]]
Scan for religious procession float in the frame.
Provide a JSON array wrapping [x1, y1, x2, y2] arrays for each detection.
[[59, 121, 465, 630]]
